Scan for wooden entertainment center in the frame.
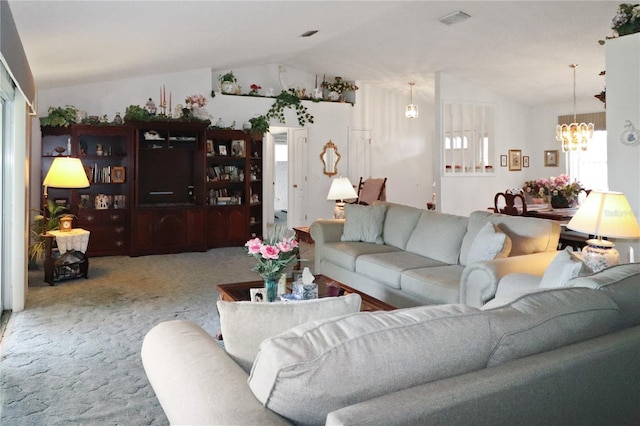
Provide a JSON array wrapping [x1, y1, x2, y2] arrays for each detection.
[[41, 123, 264, 257]]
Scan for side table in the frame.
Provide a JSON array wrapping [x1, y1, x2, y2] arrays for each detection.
[[44, 228, 90, 285]]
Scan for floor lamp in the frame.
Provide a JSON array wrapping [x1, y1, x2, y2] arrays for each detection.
[[42, 157, 90, 225], [567, 190, 640, 272], [327, 177, 358, 219]]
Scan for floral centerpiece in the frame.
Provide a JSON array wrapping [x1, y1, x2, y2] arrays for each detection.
[[183, 94, 209, 120], [322, 76, 359, 101], [245, 226, 299, 301], [612, 3, 640, 37], [523, 174, 584, 208], [249, 84, 262, 95]]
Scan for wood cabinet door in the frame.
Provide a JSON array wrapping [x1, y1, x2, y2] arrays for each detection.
[[206, 208, 228, 247], [186, 208, 206, 251], [131, 210, 155, 254], [154, 210, 187, 249], [227, 206, 248, 244]]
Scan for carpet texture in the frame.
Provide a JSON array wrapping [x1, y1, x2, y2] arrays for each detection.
[[1, 244, 313, 425]]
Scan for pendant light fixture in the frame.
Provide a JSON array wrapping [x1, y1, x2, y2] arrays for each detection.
[[556, 64, 594, 152], [405, 82, 418, 119]]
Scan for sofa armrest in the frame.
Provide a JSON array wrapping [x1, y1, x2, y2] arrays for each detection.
[[141, 320, 291, 426], [310, 219, 345, 271], [460, 251, 560, 307]]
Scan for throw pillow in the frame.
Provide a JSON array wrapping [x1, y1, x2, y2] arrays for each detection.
[[340, 203, 387, 244], [538, 248, 592, 289], [248, 304, 490, 425], [466, 222, 512, 264], [217, 294, 361, 372]]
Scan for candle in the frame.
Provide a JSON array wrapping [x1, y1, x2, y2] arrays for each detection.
[[315, 74, 318, 89], [169, 91, 172, 113], [163, 84, 166, 105], [630, 246, 635, 263]]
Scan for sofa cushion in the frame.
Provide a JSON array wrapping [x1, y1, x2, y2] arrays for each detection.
[[567, 263, 640, 329], [401, 265, 464, 304], [341, 203, 387, 244], [248, 304, 490, 425], [374, 202, 423, 250], [460, 211, 560, 266], [538, 248, 592, 289], [482, 288, 619, 367], [466, 222, 512, 264], [322, 241, 399, 271], [217, 294, 362, 372], [356, 251, 445, 289], [405, 211, 468, 264]]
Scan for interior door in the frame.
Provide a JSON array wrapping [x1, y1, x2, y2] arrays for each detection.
[[289, 127, 308, 228], [348, 128, 371, 183]]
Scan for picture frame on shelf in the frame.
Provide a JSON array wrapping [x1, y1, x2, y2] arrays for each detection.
[[500, 155, 508, 167], [231, 139, 245, 157], [523, 156, 530, 167], [112, 166, 126, 183], [544, 150, 559, 167], [206, 139, 214, 157], [508, 149, 522, 171], [218, 145, 227, 156]]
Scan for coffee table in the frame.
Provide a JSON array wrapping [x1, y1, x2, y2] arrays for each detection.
[[217, 274, 395, 312]]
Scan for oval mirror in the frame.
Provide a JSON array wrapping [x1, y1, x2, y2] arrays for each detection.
[[320, 140, 341, 176]]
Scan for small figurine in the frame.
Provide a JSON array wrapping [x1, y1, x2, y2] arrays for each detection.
[[145, 98, 157, 116]]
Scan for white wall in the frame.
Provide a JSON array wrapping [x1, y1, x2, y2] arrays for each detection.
[[606, 34, 640, 261]]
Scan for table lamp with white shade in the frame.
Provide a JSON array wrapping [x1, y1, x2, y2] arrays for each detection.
[[567, 190, 640, 272], [42, 157, 90, 226], [327, 176, 358, 219]]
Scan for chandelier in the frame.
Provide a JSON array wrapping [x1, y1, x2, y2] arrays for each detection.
[[556, 64, 594, 152], [405, 82, 418, 119]]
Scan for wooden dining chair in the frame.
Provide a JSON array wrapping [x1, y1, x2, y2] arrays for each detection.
[[494, 190, 527, 216], [354, 177, 387, 205]]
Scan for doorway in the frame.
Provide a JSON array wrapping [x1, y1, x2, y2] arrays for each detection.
[[264, 127, 308, 230]]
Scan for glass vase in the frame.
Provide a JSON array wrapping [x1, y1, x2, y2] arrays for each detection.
[[264, 277, 278, 302]]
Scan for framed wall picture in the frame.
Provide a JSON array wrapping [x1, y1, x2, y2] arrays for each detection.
[[544, 150, 559, 167], [523, 156, 530, 168], [112, 166, 126, 183], [500, 155, 508, 167], [508, 149, 522, 171]]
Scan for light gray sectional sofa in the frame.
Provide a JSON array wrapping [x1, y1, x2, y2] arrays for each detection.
[[141, 263, 640, 425], [310, 201, 561, 308]]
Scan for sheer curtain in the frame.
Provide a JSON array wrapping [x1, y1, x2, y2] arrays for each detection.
[[568, 130, 608, 194]]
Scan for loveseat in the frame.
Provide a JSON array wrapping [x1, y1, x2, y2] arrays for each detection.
[[310, 201, 561, 308], [141, 263, 640, 425]]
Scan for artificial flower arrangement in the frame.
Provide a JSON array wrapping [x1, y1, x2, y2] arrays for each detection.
[[184, 94, 207, 110], [321, 76, 359, 94], [249, 84, 262, 95], [245, 226, 299, 281], [523, 174, 584, 208], [612, 3, 640, 37]]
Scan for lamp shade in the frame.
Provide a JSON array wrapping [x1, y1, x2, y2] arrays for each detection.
[[43, 157, 90, 189], [327, 177, 358, 201], [567, 191, 640, 239]]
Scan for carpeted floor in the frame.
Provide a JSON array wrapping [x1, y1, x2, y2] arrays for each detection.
[[0, 243, 314, 425]]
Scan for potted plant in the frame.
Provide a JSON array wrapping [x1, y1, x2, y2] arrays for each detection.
[[39, 105, 80, 127], [28, 200, 69, 266], [218, 71, 237, 94]]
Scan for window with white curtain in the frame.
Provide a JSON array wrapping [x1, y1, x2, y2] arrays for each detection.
[[569, 130, 608, 192]]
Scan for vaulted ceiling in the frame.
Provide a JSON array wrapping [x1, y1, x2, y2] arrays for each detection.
[[8, 1, 619, 107]]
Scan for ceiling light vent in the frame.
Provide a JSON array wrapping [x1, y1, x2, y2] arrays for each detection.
[[301, 30, 318, 38], [439, 11, 471, 26]]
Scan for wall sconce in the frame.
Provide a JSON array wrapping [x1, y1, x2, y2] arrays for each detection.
[[405, 82, 418, 119]]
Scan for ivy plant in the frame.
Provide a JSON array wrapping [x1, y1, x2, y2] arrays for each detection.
[[266, 89, 315, 127], [249, 115, 270, 134], [39, 105, 79, 127]]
